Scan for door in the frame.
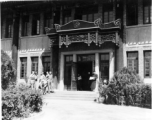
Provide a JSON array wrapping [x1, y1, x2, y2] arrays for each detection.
[[77, 61, 92, 91]]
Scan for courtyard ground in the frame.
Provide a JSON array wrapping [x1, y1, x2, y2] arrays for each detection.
[[25, 98, 152, 120]]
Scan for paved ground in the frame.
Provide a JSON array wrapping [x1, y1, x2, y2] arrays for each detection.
[[26, 99, 152, 120]]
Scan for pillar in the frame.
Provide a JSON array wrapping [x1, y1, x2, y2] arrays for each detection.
[[139, 48, 144, 79], [109, 51, 115, 81], [27, 55, 31, 80], [59, 54, 64, 91], [12, 13, 20, 74], [38, 55, 43, 76], [94, 53, 100, 92]]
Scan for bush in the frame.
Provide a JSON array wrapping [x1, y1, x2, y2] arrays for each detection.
[[99, 67, 151, 108], [1, 50, 16, 90], [2, 84, 43, 120]]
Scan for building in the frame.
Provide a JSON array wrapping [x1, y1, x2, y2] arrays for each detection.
[[1, 0, 151, 91]]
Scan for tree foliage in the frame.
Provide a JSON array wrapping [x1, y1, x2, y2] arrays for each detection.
[[1, 50, 16, 90]]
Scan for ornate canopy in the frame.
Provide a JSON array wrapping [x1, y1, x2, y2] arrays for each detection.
[[45, 18, 121, 48]]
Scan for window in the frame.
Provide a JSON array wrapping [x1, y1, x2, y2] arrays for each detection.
[[63, 9, 71, 24], [20, 58, 27, 79], [44, 12, 53, 30], [32, 14, 40, 35], [65, 55, 73, 62], [126, 0, 138, 26], [144, 51, 151, 78], [100, 53, 109, 80], [127, 52, 138, 73], [5, 18, 13, 38], [31, 57, 38, 73], [143, 0, 151, 24], [22, 15, 29, 36], [75, 5, 98, 22], [82, 5, 98, 22], [103, 1, 113, 23], [42, 56, 50, 72]]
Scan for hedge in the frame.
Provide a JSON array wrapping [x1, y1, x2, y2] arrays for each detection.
[[2, 84, 43, 120], [99, 67, 151, 109]]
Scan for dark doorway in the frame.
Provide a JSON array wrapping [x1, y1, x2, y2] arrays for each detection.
[[77, 61, 92, 91]]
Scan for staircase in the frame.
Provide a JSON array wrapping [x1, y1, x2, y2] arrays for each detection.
[[43, 91, 97, 101]]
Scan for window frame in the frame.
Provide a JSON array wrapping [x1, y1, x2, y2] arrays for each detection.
[[100, 53, 110, 80], [5, 18, 13, 38], [127, 52, 138, 73], [126, 0, 138, 26], [22, 15, 29, 36], [42, 56, 50, 73], [102, 2, 113, 23], [20, 57, 27, 79], [31, 57, 39, 74], [32, 14, 40, 35], [143, 0, 151, 24], [144, 51, 151, 78]]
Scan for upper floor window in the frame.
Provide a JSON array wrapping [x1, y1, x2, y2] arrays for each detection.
[[63, 9, 71, 24], [143, 0, 151, 24], [5, 18, 13, 38], [126, 0, 138, 26], [103, 1, 113, 23], [22, 15, 29, 36], [75, 5, 98, 22], [20, 57, 27, 79], [32, 14, 40, 35], [127, 52, 138, 73], [82, 5, 98, 22], [144, 51, 151, 78], [44, 12, 53, 28]]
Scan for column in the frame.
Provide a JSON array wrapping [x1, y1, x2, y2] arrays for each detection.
[[38, 55, 43, 76], [139, 48, 144, 79], [59, 54, 64, 91], [94, 53, 100, 92], [27, 54, 31, 80], [109, 51, 115, 81]]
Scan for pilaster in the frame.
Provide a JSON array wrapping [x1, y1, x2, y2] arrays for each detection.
[[138, 47, 144, 79], [38, 55, 43, 76], [59, 53, 64, 91], [94, 53, 99, 92], [27, 54, 31, 79], [109, 51, 115, 80]]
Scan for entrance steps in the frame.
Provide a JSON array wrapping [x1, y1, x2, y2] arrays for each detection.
[[43, 91, 97, 101]]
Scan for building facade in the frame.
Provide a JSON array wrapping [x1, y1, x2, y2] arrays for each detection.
[[1, 0, 152, 91]]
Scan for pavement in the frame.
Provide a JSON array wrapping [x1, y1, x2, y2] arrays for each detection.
[[24, 98, 152, 120]]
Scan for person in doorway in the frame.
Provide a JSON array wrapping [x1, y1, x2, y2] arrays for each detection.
[[29, 71, 37, 90], [77, 74, 82, 90], [89, 72, 98, 91]]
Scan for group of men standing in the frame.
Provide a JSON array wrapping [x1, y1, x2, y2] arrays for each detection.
[[29, 71, 54, 93]]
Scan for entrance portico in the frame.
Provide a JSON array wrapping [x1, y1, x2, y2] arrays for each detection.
[[58, 49, 115, 91], [45, 18, 121, 91]]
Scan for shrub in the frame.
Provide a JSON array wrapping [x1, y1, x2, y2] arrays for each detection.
[[2, 84, 43, 120], [99, 67, 151, 108], [1, 50, 16, 90]]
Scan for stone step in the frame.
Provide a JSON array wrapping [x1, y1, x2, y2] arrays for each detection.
[[43, 91, 97, 101]]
